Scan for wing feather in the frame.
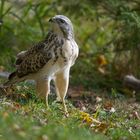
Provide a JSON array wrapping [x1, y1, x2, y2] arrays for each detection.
[[15, 34, 54, 78]]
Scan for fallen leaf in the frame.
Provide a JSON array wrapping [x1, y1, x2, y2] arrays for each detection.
[[80, 111, 101, 125], [97, 55, 107, 66], [94, 123, 109, 134], [110, 107, 116, 113], [96, 96, 102, 103], [13, 102, 21, 110], [2, 112, 9, 119], [0, 66, 5, 72], [132, 111, 140, 120], [98, 67, 106, 74], [104, 102, 113, 111]]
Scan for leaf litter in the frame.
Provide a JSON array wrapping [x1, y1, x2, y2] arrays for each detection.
[[0, 84, 140, 138]]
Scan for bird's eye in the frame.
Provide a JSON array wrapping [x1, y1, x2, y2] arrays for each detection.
[[59, 19, 65, 23]]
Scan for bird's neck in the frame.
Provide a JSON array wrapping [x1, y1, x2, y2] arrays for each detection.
[[51, 26, 64, 38], [51, 27, 74, 40]]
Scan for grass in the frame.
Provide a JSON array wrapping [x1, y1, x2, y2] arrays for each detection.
[[0, 82, 106, 140], [0, 82, 140, 140], [0, 100, 106, 140]]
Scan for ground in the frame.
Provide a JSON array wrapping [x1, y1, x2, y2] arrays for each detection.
[[0, 82, 140, 140]]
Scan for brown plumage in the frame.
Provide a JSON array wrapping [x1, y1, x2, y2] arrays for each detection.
[[4, 15, 79, 114]]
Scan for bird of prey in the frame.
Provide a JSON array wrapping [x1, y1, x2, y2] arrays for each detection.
[[4, 15, 79, 113]]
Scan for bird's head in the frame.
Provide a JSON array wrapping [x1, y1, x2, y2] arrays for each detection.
[[49, 15, 74, 39]]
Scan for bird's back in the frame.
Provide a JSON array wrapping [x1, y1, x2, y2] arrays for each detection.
[[6, 31, 78, 85]]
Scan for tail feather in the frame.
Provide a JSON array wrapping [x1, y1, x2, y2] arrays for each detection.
[[8, 71, 17, 80], [3, 71, 23, 87]]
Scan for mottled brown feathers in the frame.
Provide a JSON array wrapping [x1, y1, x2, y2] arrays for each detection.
[[13, 31, 64, 78]]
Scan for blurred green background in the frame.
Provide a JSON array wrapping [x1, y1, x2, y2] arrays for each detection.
[[0, 0, 140, 91]]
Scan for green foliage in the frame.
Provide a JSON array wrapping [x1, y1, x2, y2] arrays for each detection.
[[96, 0, 140, 76]]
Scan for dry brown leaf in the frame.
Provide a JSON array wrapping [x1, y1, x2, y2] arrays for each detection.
[[104, 102, 113, 111], [97, 55, 107, 66], [94, 123, 109, 134]]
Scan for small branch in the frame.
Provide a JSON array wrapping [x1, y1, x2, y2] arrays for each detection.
[[123, 75, 140, 91], [9, 12, 26, 25]]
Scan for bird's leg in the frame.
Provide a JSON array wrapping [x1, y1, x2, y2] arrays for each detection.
[[36, 78, 50, 108], [54, 68, 70, 114]]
